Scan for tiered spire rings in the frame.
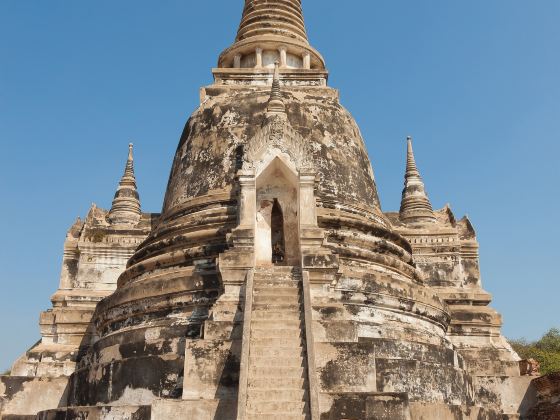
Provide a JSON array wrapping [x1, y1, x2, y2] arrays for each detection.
[[399, 137, 436, 224], [218, 0, 325, 71], [267, 62, 286, 114], [107, 143, 141, 226]]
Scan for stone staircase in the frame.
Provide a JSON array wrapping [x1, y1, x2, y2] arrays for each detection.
[[245, 266, 310, 420]]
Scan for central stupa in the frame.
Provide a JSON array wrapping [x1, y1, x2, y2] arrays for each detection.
[[1, 1, 538, 419]]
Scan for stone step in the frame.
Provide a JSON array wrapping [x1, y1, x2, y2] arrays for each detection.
[[253, 274, 300, 284], [252, 303, 301, 311], [251, 328, 302, 339], [252, 319, 302, 329], [249, 356, 304, 367], [246, 267, 307, 418], [253, 294, 301, 304], [252, 310, 301, 320], [250, 345, 305, 358], [254, 272, 299, 278], [250, 337, 303, 347], [248, 365, 304, 378], [254, 282, 300, 288], [255, 270, 299, 276], [254, 287, 299, 296], [254, 266, 299, 273], [254, 293, 299, 301], [247, 388, 306, 402], [246, 414, 306, 420], [246, 400, 307, 413], [36, 405, 152, 420], [253, 288, 300, 297], [248, 377, 305, 390]]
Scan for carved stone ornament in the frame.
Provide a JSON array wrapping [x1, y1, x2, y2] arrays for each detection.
[[243, 113, 313, 173]]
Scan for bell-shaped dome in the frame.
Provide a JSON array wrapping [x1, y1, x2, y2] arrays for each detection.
[[160, 87, 384, 223]]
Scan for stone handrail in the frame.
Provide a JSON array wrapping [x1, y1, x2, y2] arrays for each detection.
[[302, 270, 320, 419], [236, 269, 254, 420]]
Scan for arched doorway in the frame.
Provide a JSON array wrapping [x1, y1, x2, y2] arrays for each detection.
[[271, 199, 286, 264], [255, 157, 300, 266]]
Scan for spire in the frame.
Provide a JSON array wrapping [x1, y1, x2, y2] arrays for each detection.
[[399, 137, 436, 224], [218, 0, 325, 72], [267, 62, 286, 114], [107, 143, 141, 226]]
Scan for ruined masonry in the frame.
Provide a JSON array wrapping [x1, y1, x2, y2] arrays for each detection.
[[1, 1, 555, 419]]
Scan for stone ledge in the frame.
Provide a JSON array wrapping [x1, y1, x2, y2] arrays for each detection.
[[319, 392, 411, 420], [0, 376, 69, 418], [151, 398, 236, 420], [36, 405, 150, 420]]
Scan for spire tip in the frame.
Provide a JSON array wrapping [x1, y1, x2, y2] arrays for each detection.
[[108, 142, 141, 225], [267, 61, 285, 114], [399, 136, 436, 224]]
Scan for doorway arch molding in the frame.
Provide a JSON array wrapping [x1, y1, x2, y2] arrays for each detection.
[[243, 113, 313, 175], [235, 113, 320, 266]]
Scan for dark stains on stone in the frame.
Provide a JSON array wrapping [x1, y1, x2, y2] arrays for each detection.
[[64, 259, 79, 280], [317, 306, 343, 319], [0, 376, 28, 399], [320, 393, 410, 420], [357, 337, 456, 366], [69, 356, 183, 406], [185, 323, 202, 339], [87, 229, 107, 243], [36, 405, 151, 420], [218, 349, 240, 389], [320, 393, 369, 420], [163, 87, 380, 215], [319, 343, 374, 391], [375, 358, 474, 405]]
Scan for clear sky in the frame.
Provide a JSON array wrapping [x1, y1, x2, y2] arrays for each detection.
[[0, 0, 558, 372]]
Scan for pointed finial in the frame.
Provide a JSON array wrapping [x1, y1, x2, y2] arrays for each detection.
[[399, 136, 436, 224], [273, 61, 280, 82], [107, 143, 141, 226], [124, 142, 135, 178], [405, 136, 419, 176], [267, 61, 286, 114]]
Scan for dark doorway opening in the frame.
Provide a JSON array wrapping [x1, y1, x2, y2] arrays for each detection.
[[271, 199, 286, 264]]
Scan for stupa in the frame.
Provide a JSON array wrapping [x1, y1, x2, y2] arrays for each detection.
[[1, 1, 547, 419]]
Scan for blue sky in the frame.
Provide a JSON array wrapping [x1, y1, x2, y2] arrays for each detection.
[[0, 0, 558, 371]]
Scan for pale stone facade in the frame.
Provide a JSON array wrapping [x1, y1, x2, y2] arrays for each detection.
[[1, 1, 555, 419]]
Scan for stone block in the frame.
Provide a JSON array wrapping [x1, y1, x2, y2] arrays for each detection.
[[0, 376, 69, 417], [408, 402, 503, 420], [528, 373, 560, 419], [182, 339, 240, 401], [151, 398, 236, 420], [313, 320, 359, 343], [319, 392, 411, 420], [474, 375, 536, 416], [203, 321, 242, 340], [375, 358, 473, 406], [36, 405, 151, 420], [315, 342, 376, 393]]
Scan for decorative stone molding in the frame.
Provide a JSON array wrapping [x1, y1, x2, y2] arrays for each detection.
[[243, 113, 313, 175]]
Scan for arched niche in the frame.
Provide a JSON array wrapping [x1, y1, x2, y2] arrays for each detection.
[[255, 156, 300, 266]]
